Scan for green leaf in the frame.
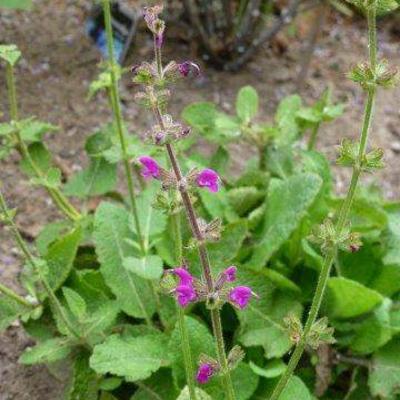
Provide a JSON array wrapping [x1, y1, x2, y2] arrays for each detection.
[[182, 102, 216, 135], [228, 187, 264, 216], [236, 86, 259, 123], [66, 353, 99, 400], [19, 119, 59, 143], [123, 255, 164, 280], [382, 207, 400, 265], [19, 337, 73, 364], [90, 333, 168, 381], [130, 369, 179, 400], [20, 142, 52, 177], [83, 301, 120, 346], [249, 359, 286, 379], [236, 268, 302, 359], [168, 316, 215, 387], [177, 386, 212, 400], [369, 338, 400, 398], [44, 227, 82, 291], [36, 220, 71, 255], [248, 173, 322, 269], [0, 0, 32, 10], [0, 295, 32, 332], [350, 299, 393, 354], [325, 277, 384, 319], [63, 287, 87, 320], [93, 202, 156, 319], [64, 158, 117, 198], [0, 44, 21, 65], [205, 363, 259, 400], [279, 376, 312, 400], [275, 95, 302, 144], [132, 185, 167, 242]]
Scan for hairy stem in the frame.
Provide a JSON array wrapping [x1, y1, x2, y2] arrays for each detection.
[[0, 281, 34, 308], [0, 190, 81, 340], [172, 211, 197, 400], [270, 5, 378, 399], [5, 64, 80, 222], [102, 0, 145, 255]]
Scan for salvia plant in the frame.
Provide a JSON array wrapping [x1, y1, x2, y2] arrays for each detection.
[[0, 0, 400, 399]]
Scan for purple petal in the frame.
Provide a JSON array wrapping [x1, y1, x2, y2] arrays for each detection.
[[197, 168, 220, 193], [171, 267, 194, 286], [229, 286, 253, 310], [196, 363, 213, 384], [178, 61, 200, 77], [175, 284, 197, 308], [138, 156, 160, 180], [224, 266, 237, 282]]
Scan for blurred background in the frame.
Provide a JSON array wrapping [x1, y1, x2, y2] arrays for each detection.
[[0, 1, 399, 398]]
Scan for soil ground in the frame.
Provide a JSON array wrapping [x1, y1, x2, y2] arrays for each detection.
[[0, 1, 399, 398]]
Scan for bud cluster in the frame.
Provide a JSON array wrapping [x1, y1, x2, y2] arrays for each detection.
[[309, 219, 362, 254], [349, 60, 398, 90], [336, 138, 384, 173]]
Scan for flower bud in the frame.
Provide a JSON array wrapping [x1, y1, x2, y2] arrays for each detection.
[[196, 363, 214, 384], [138, 156, 160, 180]]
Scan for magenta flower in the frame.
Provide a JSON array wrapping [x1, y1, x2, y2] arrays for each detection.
[[197, 168, 220, 192], [229, 286, 253, 310], [178, 61, 200, 77], [223, 266, 237, 282], [196, 363, 214, 384], [171, 267, 194, 286], [175, 285, 197, 307], [138, 156, 160, 180]]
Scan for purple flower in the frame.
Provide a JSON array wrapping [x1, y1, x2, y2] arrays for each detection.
[[223, 266, 237, 282], [178, 61, 200, 77], [197, 168, 220, 193], [229, 286, 253, 310], [196, 363, 214, 384], [175, 285, 197, 307], [138, 156, 160, 180], [171, 267, 194, 286]]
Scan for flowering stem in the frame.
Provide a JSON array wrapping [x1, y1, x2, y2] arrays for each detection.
[[270, 5, 378, 400], [5, 63, 80, 222], [172, 211, 198, 400], [0, 190, 81, 340], [307, 121, 321, 150], [102, 0, 145, 255], [151, 106, 235, 399]]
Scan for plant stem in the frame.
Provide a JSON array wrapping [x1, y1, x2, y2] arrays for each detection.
[[172, 203, 197, 400], [5, 64, 80, 222], [102, 0, 145, 255], [0, 281, 34, 308], [307, 122, 321, 150], [270, 5, 378, 399], [0, 190, 81, 340]]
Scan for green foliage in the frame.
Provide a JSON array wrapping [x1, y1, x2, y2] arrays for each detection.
[[0, 0, 32, 10], [2, 41, 399, 400], [90, 333, 169, 381], [93, 202, 156, 319]]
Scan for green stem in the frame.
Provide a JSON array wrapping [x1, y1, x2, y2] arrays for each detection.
[[172, 212, 197, 400], [5, 63, 80, 222], [0, 281, 34, 308], [307, 122, 321, 151], [0, 190, 81, 339], [270, 6, 378, 399], [102, 0, 145, 255], [211, 309, 236, 400]]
